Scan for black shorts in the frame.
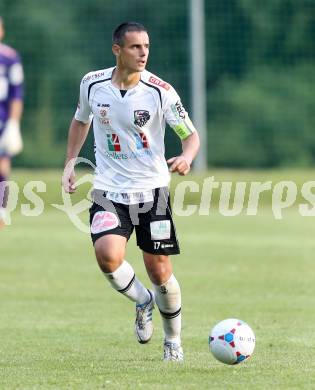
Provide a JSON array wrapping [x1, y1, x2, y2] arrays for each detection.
[[89, 187, 180, 255]]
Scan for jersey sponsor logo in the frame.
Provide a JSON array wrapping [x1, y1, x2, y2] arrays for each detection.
[[100, 118, 111, 125], [100, 109, 108, 117], [150, 220, 171, 240], [82, 71, 105, 84], [105, 149, 153, 160], [107, 133, 121, 152], [91, 211, 119, 234], [171, 101, 186, 121], [134, 110, 150, 127], [175, 100, 185, 119], [133, 132, 149, 150], [96, 103, 110, 118], [148, 76, 170, 91]]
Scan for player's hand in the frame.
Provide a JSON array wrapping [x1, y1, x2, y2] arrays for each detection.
[[167, 156, 191, 176], [62, 167, 76, 193], [0, 119, 23, 156]]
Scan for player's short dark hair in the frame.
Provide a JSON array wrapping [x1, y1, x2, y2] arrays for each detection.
[[112, 22, 147, 46]]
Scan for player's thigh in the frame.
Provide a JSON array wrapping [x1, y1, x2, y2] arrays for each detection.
[[143, 251, 173, 285], [94, 234, 127, 271], [90, 192, 133, 271]]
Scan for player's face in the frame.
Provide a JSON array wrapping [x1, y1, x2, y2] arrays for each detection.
[[114, 31, 149, 73]]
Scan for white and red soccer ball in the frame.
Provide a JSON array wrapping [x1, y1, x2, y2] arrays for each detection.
[[209, 319, 255, 365]]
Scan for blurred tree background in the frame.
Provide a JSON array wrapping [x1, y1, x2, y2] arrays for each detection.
[[0, 0, 314, 168]]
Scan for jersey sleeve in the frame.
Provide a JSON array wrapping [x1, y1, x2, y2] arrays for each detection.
[[74, 75, 93, 124], [8, 55, 24, 100], [162, 86, 197, 140]]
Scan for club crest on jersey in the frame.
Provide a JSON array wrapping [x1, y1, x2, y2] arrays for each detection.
[[134, 110, 150, 127]]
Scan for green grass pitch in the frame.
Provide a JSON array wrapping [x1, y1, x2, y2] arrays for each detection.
[[1, 169, 315, 389]]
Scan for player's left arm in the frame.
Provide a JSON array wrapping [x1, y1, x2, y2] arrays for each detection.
[[167, 132, 200, 175], [163, 86, 200, 175]]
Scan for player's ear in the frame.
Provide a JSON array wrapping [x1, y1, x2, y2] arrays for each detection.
[[112, 44, 121, 57]]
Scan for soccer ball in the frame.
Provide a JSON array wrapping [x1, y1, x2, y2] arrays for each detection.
[[209, 318, 255, 365]]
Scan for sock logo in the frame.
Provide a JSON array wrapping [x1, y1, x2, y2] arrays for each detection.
[[160, 285, 168, 294]]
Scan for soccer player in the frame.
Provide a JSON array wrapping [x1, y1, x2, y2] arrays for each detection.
[[63, 22, 200, 361], [0, 16, 24, 227]]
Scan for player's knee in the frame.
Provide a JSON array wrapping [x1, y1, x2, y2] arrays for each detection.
[[94, 240, 124, 273], [150, 270, 171, 285], [146, 255, 172, 284]]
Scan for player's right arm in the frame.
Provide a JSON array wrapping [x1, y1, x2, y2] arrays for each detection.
[[63, 118, 91, 193], [63, 74, 93, 193]]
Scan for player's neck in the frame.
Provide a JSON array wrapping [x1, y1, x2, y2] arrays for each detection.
[[111, 67, 141, 90]]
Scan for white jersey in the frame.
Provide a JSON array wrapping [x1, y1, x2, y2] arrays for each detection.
[[75, 67, 196, 201]]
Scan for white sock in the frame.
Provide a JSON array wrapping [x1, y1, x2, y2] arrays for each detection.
[[153, 274, 182, 345], [104, 260, 150, 305]]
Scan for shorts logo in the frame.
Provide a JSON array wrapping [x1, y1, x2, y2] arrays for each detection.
[[107, 133, 121, 152], [150, 220, 171, 240], [91, 211, 119, 234], [133, 132, 149, 150], [134, 110, 150, 127], [148, 76, 170, 91]]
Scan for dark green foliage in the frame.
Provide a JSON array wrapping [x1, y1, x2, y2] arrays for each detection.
[[208, 64, 315, 167]]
